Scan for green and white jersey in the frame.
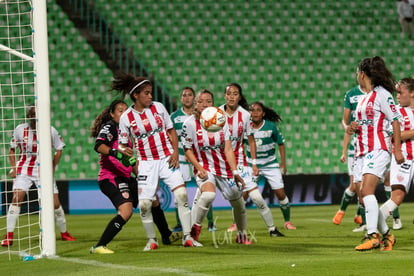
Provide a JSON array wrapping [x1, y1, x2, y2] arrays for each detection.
[[171, 107, 192, 164], [343, 85, 364, 123], [343, 86, 364, 157], [244, 120, 285, 168]]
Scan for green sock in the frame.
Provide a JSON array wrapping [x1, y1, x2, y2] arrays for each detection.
[[280, 199, 290, 222], [340, 188, 355, 211], [385, 190, 391, 199], [393, 208, 400, 219], [359, 205, 366, 225], [175, 207, 181, 226], [207, 207, 213, 223]]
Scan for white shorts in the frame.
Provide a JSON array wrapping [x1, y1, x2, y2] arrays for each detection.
[[353, 149, 391, 183], [390, 157, 414, 193], [347, 155, 355, 176], [14, 174, 59, 194], [253, 164, 284, 190], [196, 171, 242, 201], [137, 158, 184, 200], [237, 165, 258, 192], [179, 163, 192, 182]]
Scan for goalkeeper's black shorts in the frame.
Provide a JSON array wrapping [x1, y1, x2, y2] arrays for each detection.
[[98, 176, 138, 209]]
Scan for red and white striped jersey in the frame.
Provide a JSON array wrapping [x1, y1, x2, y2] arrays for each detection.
[[219, 105, 252, 167], [119, 101, 174, 161], [10, 123, 65, 177], [397, 106, 414, 160], [355, 86, 401, 157], [181, 115, 232, 178]]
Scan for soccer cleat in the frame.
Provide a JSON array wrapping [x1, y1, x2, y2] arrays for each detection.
[[171, 224, 183, 233], [381, 232, 396, 251], [190, 224, 202, 241], [355, 233, 380, 251], [269, 228, 285, 237], [61, 231, 76, 241], [227, 223, 237, 232], [393, 218, 403, 230], [352, 224, 367, 233], [143, 238, 158, 252], [162, 231, 182, 245], [89, 245, 114, 254], [169, 231, 182, 243], [1, 232, 13, 247], [284, 221, 296, 230], [182, 234, 203, 247], [208, 222, 217, 232], [332, 210, 345, 225], [354, 215, 363, 225], [235, 232, 253, 245]]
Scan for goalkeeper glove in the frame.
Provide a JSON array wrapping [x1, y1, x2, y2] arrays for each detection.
[[108, 148, 123, 160], [121, 154, 137, 167], [109, 148, 136, 167]]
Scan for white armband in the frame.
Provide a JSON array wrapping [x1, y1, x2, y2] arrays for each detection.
[[232, 170, 239, 176], [252, 159, 257, 165]]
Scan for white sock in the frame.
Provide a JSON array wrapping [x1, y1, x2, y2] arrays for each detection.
[[54, 206, 67, 233], [191, 188, 202, 225], [363, 195, 379, 234], [173, 187, 192, 235], [195, 192, 215, 225], [6, 205, 21, 233], [380, 199, 398, 220], [379, 199, 398, 234], [378, 206, 389, 235], [249, 189, 274, 229], [230, 197, 247, 232], [140, 199, 156, 239]]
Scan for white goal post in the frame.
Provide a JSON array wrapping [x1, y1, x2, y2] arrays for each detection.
[[33, 0, 56, 257], [0, 0, 55, 258]]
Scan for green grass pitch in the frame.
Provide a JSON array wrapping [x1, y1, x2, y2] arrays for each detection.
[[2, 203, 414, 275]]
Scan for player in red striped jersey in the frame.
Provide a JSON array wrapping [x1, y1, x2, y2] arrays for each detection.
[[112, 73, 200, 251], [378, 78, 414, 250], [89, 99, 179, 254], [1, 106, 75, 247], [347, 57, 403, 251], [221, 83, 288, 235], [182, 89, 252, 245]]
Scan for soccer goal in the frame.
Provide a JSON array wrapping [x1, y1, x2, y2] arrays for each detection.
[[1, 0, 55, 260]]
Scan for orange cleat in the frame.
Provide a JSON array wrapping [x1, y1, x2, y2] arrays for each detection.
[[333, 210, 345, 225], [284, 221, 296, 230], [354, 215, 362, 225]]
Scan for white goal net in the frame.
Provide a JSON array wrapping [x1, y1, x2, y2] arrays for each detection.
[[1, 0, 55, 260]]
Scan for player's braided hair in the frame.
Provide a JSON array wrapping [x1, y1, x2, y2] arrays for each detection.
[[90, 99, 127, 137], [398, 78, 414, 92], [224, 83, 249, 110], [357, 56, 396, 93], [250, 101, 282, 123], [110, 71, 152, 102]]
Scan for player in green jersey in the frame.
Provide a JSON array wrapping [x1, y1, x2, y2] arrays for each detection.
[[245, 101, 296, 230], [334, 86, 366, 231]]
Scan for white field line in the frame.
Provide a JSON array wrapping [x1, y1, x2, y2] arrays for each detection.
[[53, 256, 212, 276]]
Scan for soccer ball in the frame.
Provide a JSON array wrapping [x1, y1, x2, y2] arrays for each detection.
[[200, 106, 226, 132]]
